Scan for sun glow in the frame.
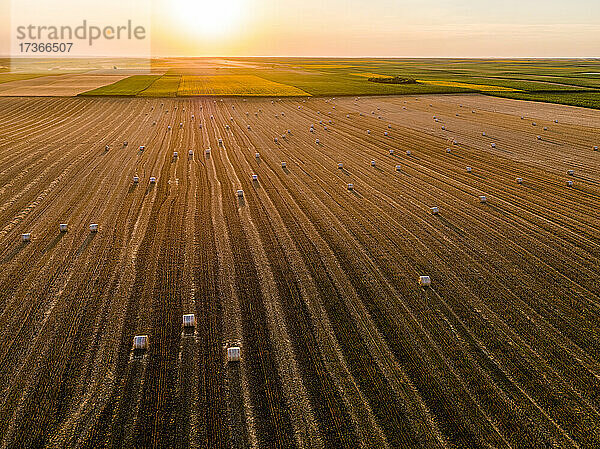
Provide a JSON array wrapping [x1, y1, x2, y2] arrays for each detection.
[[173, 0, 248, 39]]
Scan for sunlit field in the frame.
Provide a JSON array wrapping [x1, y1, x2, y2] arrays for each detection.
[[2, 57, 599, 108], [1, 0, 600, 445]]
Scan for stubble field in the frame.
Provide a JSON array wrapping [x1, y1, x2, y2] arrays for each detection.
[[0, 93, 599, 448]]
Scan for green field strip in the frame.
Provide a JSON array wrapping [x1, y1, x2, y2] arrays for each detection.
[[78, 75, 161, 96], [137, 75, 182, 97]]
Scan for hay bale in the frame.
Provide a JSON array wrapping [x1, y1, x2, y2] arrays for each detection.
[[133, 335, 148, 350], [227, 346, 241, 362], [183, 314, 196, 327]]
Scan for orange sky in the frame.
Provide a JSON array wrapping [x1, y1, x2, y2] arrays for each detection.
[[2, 0, 600, 57]]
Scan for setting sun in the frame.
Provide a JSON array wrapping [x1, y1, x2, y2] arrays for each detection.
[[172, 0, 248, 39]]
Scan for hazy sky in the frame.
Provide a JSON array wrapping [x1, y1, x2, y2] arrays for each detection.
[[2, 0, 600, 57]]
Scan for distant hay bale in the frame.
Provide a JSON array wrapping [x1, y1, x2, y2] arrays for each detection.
[[133, 335, 148, 350], [227, 346, 241, 362], [183, 314, 196, 327]]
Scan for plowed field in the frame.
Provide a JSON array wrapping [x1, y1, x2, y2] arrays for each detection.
[[0, 94, 598, 448]]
